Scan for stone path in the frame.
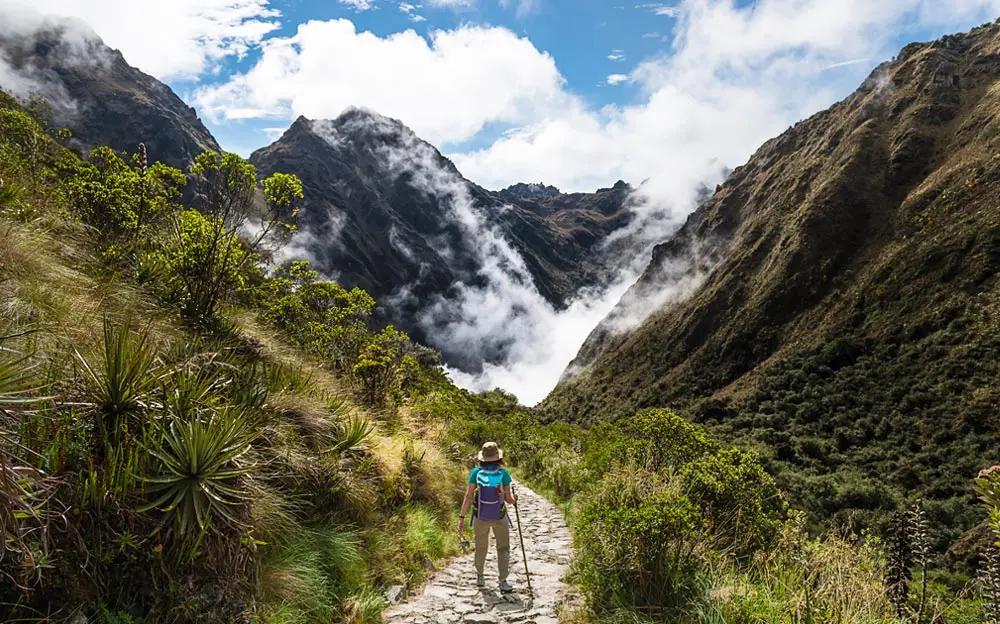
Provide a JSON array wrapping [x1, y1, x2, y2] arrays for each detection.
[[384, 483, 574, 624]]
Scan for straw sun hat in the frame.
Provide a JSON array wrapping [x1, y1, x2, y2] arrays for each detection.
[[477, 441, 503, 462]]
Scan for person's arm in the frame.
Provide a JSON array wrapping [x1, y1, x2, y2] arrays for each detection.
[[502, 471, 517, 505], [503, 485, 516, 505], [457, 483, 476, 534]]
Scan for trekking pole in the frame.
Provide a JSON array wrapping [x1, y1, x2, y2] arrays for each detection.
[[512, 484, 533, 597]]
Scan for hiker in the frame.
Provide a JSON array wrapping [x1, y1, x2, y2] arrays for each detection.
[[457, 442, 518, 592]]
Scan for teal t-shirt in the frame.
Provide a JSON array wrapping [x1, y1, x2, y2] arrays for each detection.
[[468, 467, 512, 486]]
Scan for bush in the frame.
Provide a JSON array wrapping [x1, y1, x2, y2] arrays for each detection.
[[576, 466, 704, 613]]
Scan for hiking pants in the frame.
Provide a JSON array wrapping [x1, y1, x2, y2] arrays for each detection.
[[473, 516, 510, 580]]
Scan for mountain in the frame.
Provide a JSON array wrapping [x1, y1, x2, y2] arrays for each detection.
[[250, 109, 633, 369], [0, 17, 219, 169], [544, 22, 1000, 530], [498, 182, 562, 201]]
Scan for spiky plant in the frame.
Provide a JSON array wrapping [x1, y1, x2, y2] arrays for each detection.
[[75, 317, 163, 452], [140, 406, 257, 539], [909, 502, 932, 624], [976, 466, 1000, 623], [0, 177, 24, 211], [884, 509, 913, 617], [0, 339, 56, 590], [160, 360, 225, 419], [331, 414, 376, 455], [980, 545, 1000, 624]]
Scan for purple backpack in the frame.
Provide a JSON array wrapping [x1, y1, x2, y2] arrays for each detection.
[[473, 468, 506, 522]]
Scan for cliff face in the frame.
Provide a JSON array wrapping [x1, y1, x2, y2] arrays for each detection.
[[0, 20, 219, 169], [543, 23, 1000, 525], [250, 109, 634, 368]]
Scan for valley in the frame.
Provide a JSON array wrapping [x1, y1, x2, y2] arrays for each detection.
[[3, 5, 1000, 624]]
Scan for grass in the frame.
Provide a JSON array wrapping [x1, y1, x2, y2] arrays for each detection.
[[405, 505, 459, 562], [0, 95, 467, 621]]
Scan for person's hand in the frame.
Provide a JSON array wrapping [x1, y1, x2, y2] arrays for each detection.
[[457, 517, 466, 537]]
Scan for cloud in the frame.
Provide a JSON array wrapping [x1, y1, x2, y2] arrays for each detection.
[[606, 73, 628, 85], [451, 0, 1000, 196], [636, 2, 680, 16], [194, 20, 570, 145], [1, 0, 280, 80], [338, 0, 378, 10], [0, 7, 112, 119], [499, 0, 541, 18], [399, 2, 428, 22], [608, 49, 626, 61]]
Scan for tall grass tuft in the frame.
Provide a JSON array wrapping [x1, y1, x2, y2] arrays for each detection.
[[259, 527, 366, 621], [75, 317, 162, 451], [405, 505, 457, 562]]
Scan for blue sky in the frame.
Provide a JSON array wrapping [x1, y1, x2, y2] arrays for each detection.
[[179, 0, 689, 157], [12, 0, 1000, 194]]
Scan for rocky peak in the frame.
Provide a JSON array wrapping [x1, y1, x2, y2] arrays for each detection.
[[499, 182, 562, 201]]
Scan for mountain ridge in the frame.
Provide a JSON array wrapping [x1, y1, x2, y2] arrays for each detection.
[[542, 20, 1000, 531], [0, 17, 219, 169], [250, 107, 636, 371]]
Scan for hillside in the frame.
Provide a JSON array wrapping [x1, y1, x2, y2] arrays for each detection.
[[544, 22, 1000, 531], [0, 89, 476, 622], [0, 17, 219, 169], [250, 111, 633, 369]]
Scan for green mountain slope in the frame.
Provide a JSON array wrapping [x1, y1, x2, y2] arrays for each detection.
[[544, 22, 1000, 532]]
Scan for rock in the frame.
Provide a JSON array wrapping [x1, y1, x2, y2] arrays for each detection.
[[385, 585, 408, 605], [463, 616, 497, 624], [452, 603, 478, 615], [423, 556, 437, 571], [424, 585, 457, 599]]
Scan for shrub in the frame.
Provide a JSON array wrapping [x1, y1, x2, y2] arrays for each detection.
[[680, 447, 785, 555], [63, 145, 185, 262], [157, 151, 301, 323], [576, 466, 704, 613]]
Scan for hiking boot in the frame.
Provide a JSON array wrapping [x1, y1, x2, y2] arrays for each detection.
[[476, 575, 485, 588], [499, 580, 514, 594]]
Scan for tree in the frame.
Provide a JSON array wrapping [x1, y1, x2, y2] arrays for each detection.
[[353, 326, 411, 405], [64, 145, 186, 260], [160, 151, 303, 323]]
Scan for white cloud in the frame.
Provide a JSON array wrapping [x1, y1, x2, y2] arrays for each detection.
[[606, 73, 628, 85], [399, 2, 428, 21], [636, 2, 680, 16], [451, 0, 1000, 195], [499, 0, 540, 17], [338, 0, 377, 10], [608, 49, 626, 61], [2, 0, 280, 80], [194, 20, 570, 145]]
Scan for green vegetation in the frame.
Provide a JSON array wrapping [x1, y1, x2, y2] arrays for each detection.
[[410, 378, 998, 623], [0, 91, 462, 621]]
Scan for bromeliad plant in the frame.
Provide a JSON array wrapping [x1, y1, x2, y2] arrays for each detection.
[[140, 405, 258, 541], [75, 317, 164, 455]]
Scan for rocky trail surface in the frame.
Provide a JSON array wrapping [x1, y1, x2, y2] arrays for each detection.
[[384, 484, 574, 624]]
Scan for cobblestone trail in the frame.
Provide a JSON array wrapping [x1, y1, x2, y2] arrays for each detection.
[[384, 484, 573, 624]]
